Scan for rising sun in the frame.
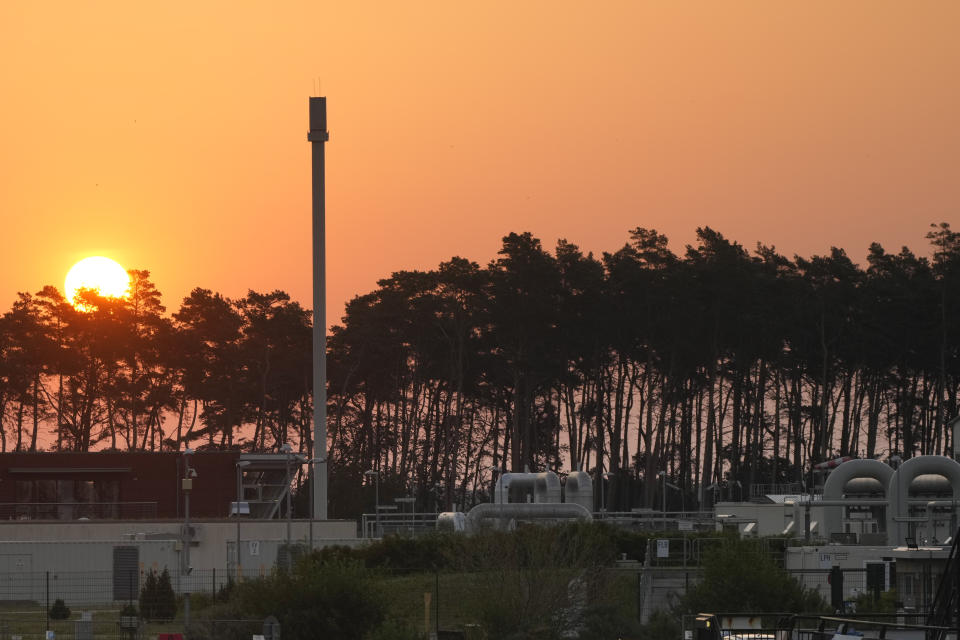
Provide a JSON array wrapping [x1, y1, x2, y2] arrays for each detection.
[[65, 256, 131, 309]]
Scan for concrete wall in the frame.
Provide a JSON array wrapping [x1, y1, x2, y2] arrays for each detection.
[[784, 544, 949, 610], [714, 501, 824, 538], [0, 519, 359, 604]]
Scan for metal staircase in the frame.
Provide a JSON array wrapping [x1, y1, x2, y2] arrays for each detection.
[[927, 527, 960, 640]]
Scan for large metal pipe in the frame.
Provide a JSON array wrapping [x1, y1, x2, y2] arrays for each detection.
[[308, 97, 329, 520], [495, 472, 561, 504], [564, 471, 593, 511], [465, 502, 592, 532], [887, 455, 960, 545], [821, 459, 894, 540]]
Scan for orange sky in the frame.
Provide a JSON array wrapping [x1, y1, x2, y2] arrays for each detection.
[[1, 2, 958, 324]]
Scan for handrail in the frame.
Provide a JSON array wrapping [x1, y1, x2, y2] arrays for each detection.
[[926, 524, 960, 636], [0, 501, 158, 520]]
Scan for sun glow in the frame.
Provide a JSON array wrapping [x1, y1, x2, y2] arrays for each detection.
[[64, 256, 130, 309]]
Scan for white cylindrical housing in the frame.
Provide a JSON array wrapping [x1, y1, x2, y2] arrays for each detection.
[[564, 471, 594, 511]]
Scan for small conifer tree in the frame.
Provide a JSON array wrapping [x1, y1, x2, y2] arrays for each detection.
[[155, 568, 177, 621], [49, 598, 71, 620], [139, 571, 158, 620]]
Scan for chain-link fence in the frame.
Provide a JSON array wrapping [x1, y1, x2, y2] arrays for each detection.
[[0, 562, 705, 638], [0, 568, 244, 640], [0, 569, 235, 607], [790, 567, 869, 595], [368, 566, 637, 638]]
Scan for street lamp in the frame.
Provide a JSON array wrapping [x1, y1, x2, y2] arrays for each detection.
[[705, 482, 720, 510], [665, 480, 681, 513], [657, 471, 667, 527], [182, 447, 196, 632], [601, 472, 615, 516], [395, 496, 416, 535], [234, 460, 250, 581], [305, 457, 323, 552], [281, 443, 294, 572], [364, 470, 380, 537], [485, 466, 502, 503]]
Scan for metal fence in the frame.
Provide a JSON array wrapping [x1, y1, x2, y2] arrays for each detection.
[[0, 616, 139, 640], [0, 569, 236, 607], [361, 511, 439, 537], [0, 568, 245, 640], [680, 613, 937, 640], [360, 509, 720, 538]]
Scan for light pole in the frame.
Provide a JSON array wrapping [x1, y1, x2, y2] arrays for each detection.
[[601, 472, 615, 516], [182, 447, 196, 632], [396, 496, 416, 535], [305, 457, 322, 552], [234, 460, 250, 581], [485, 466, 502, 503], [658, 471, 667, 528], [705, 482, 719, 510], [364, 470, 380, 537], [665, 480, 681, 514], [281, 444, 294, 572]]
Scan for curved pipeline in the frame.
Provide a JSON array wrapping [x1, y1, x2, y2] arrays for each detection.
[[887, 455, 960, 545], [465, 502, 592, 532], [821, 459, 894, 541], [564, 471, 594, 511], [495, 472, 561, 504]]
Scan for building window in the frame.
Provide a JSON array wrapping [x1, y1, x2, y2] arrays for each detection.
[[15, 479, 121, 519]]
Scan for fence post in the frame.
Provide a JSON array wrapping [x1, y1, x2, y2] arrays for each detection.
[[637, 572, 642, 621], [45, 571, 50, 632], [213, 568, 216, 601]]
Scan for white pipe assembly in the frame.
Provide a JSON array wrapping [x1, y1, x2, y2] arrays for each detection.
[[465, 502, 592, 533]]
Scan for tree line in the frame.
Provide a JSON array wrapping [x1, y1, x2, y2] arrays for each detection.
[[0, 280, 313, 454], [2, 223, 959, 513]]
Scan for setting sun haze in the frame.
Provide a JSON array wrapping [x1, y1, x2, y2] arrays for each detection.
[[64, 256, 130, 309]]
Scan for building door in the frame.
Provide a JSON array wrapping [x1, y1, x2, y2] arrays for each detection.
[[113, 546, 140, 602], [0, 554, 34, 602]]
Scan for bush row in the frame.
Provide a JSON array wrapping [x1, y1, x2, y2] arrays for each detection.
[[319, 523, 726, 572]]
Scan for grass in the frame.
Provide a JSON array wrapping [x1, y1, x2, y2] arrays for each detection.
[[0, 568, 643, 638], [378, 568, 642, 635], [0, 603, 212, 639]]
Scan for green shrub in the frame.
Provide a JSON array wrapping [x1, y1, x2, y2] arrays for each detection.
[[679, 538, 828, 613], [197, 554, 388, 640], [364, 618, 423, 640], [138, 571, 156, 617], [464, 524, 622, 638], [49, 598, 71, 620], [140, 568, 177, 621], [638, 609, 681, 640], [853, 588, 898, 614]]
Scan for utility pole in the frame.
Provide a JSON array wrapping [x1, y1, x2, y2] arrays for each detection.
[[182, 447, 195, 632]]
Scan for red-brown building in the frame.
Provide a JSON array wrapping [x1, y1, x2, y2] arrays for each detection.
[[0, 451, 242, 520]]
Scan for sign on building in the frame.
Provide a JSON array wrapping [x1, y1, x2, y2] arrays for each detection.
[[657, 539, 670, 558]]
